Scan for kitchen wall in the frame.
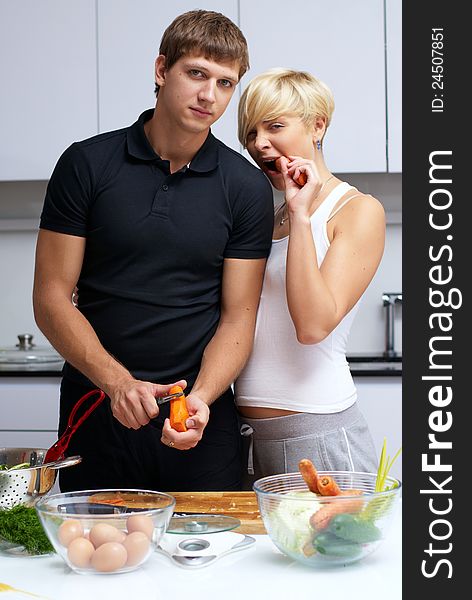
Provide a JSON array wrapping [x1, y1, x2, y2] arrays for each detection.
[[0, 175, 401, 353], [0, 0, 402, 353], [342, 173, 402, 355]]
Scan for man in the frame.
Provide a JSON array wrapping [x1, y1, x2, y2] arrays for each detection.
[[33, 10, 273, 492]]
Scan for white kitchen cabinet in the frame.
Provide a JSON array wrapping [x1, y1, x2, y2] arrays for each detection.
[[0, 0, 98, 181], [97, 0, 241, 151], [239, 0, 387, 172], [0, 2, 400, 180], [386, 0, 402, 172], [355, 377, 402, 479], [0, 377, 60, 449], [0, 431, 59, 449]]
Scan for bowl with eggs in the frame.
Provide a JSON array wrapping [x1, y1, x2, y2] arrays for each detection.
[[35, 489, 175, 574]]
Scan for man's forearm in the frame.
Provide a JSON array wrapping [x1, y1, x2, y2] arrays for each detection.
[[191, 318, 256, 405], [34, 292, 132, 395]]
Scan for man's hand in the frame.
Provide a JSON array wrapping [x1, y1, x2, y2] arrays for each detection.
[[160, 393, 210, 450], [107, 378, 187, 429]]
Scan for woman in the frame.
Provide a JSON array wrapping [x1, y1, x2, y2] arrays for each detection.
[[235, 68, 385, 485]]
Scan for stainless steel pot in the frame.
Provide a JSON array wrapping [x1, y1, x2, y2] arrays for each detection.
[[0, 448, 81, 508]]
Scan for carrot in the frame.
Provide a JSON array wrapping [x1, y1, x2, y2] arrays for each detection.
[[302, 538, 317, 557], [275, 157, 307, 186], [169, 385, 189, 432], [298, 459, 320, 493], [318, 475, 342, 496], [310, 494, 365, 531]]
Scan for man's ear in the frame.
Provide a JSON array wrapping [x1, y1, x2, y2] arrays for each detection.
[[155, 55, 167, 87]]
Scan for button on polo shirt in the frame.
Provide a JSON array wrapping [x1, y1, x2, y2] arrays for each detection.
[[40, 109, 274, 387]]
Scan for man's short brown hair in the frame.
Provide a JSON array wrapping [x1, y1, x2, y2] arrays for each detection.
[[155, 10, 249, 95]]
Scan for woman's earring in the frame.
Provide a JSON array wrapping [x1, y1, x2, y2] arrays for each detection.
[[316, 140, 322, 151]]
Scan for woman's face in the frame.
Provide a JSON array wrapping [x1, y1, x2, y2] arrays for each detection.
[[245, 114, 315, 191]]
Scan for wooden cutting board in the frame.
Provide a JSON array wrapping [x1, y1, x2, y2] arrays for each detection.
[[170, 491, 266, 534]]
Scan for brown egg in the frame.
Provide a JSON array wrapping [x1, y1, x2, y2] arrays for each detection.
[[89, 523, 125, 548], [67, 537, 95, 568], [58, 519, 84, 547], [122, 531, 151, 566], [126, 515, 154, 540], [91, 542, 127, 573]]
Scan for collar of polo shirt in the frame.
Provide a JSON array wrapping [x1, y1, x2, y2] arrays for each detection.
[[127, 109, 219, 173]]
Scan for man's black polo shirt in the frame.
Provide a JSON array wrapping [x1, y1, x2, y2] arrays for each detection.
[[40, 109, 274, 387]]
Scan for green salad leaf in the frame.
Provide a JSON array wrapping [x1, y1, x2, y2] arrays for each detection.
[[0, 462, 30, 472]]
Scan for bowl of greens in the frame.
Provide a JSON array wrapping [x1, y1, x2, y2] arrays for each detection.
[[254, 444, 401, 567]]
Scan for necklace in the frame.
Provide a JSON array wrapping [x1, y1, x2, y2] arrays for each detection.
[[279, 175, 335, 226]]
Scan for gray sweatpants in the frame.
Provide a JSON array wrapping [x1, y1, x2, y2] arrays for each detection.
[[239, 403, 378, 490]]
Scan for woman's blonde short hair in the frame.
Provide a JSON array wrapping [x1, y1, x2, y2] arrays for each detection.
[[238, 68, 335, 147]]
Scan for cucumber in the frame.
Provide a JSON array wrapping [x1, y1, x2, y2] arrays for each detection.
[[312, 532, 362, 558], [328, 513, 382, 543]]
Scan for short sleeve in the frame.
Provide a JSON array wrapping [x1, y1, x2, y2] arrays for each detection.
[[224, 171, 274, 259], [39, 143, 94, 237]]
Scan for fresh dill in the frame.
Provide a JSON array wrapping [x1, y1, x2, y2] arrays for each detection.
[[0, 505, 54, 554]]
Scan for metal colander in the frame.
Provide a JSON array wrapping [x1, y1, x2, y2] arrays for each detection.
[[0, 448, 81, 509]]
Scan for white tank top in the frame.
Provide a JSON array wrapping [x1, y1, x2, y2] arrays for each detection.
[[235, 182, 361, 413]]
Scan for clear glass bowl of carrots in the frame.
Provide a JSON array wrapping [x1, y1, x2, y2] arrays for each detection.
[[254, 467, 401, 567]]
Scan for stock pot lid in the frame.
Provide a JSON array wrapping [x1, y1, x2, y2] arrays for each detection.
[[0, 334, 63, 365]]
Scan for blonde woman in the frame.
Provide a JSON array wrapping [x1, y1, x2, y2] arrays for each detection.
[[235, 68, 385, 485]]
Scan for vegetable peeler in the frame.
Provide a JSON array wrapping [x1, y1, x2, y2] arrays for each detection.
[[155, 391, 184, 406]]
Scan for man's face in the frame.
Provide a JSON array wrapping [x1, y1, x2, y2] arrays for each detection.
[[155, 53, 240, 135]]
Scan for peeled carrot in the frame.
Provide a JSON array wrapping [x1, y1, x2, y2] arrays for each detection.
[[310, 493, 365, 531], [318, 475, 342, 496], [275, 157, 307, 186], [298, 459, 320, 493], [295, 172, 308, 186], [169, 385, 189, 432]]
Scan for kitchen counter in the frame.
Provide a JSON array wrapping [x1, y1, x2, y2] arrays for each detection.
[[0, 369, 63, 377], [0, 503, 401, 600], [0, 355, 402, 378], [348, 353, 402, 377]]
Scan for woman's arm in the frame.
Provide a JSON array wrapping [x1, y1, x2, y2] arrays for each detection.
[[286, 194, 385, 344]]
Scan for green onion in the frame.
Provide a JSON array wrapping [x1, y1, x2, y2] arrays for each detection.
[[375, 438, 402, 492], [359, 439, 402, 523]]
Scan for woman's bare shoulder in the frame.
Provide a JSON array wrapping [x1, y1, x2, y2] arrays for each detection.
[[331, 188, 385, 223]]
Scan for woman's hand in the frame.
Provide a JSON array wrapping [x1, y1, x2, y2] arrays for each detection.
[[277, 156, 323, 220]]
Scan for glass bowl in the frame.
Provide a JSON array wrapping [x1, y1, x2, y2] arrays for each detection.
[[35, 489, 175, 574], [254, 471, 401, 567]]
